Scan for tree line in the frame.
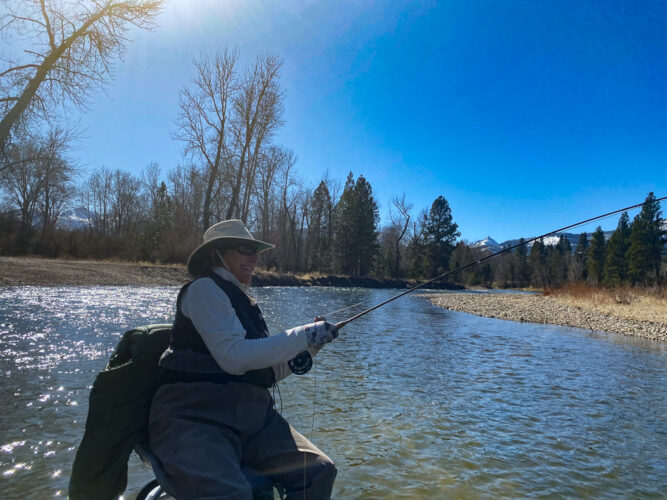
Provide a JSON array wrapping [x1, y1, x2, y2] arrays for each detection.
[[448, 193, 664, 289], [0, 0, 467, 282], [0, 136, 664, 286], [1, 2, 664, 287]]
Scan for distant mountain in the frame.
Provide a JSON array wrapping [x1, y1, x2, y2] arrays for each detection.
[[56, 206, 90, 231], [472, 231, 614, 254], [471, 236, 501, 253]]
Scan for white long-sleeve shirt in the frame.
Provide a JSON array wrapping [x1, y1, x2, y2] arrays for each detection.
[[180, 267, 313, 381]]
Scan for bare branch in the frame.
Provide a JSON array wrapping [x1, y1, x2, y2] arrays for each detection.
[[4, 14, 48, 29], [0, 64, 41, 78], [39, 0, 56, 50], [0, 0, 163, 154]]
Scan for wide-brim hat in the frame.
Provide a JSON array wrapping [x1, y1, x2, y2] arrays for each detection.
[[186, 219, 275, 277]]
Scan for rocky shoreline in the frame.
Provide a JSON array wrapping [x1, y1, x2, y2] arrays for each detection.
[[423, 292, 666, 342]]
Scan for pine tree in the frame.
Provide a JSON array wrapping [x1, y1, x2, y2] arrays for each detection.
[[626, 192, 665, 285], [480, 263, 493, 287], [352, 175, 379, 275], [307, 181, 332, 272], [548, 235, 571, 287], [493, 249, 514, 288], [516, 238, 530, 287], [333, 173, 356, 274], [587, 226, 606, 285], [645, 193, 666, 284], [423, 196, 460, 277], [602, 212, 630, 287], [449, 241, 472, 284], [572, 232, 589, 282], [332, 173, 379, 276], [529, 239, 547, 288]]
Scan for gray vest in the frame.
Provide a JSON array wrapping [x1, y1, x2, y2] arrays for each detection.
[[159, 273, 275, 388]]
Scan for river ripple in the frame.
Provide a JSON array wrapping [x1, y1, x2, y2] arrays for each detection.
[[0, 286, 665, 498]]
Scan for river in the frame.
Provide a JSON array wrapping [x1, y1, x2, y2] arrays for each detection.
[[0, 286, 665, 498]]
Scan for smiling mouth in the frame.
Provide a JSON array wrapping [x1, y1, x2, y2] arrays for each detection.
[[240, 266, 253, 273]]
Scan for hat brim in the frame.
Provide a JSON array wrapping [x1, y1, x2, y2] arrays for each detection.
[[186, 236, 274, 277]]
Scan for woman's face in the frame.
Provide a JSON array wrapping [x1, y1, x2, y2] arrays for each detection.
[[221, 244, 258, 284]]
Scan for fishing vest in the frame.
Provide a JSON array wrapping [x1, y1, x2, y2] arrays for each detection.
[[159, 273, 275, 388]]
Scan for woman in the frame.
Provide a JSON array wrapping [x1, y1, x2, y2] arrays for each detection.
[[149, 220, 338, 499]]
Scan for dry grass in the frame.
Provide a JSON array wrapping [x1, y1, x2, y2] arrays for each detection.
[[298, 271, 328, 279], [545, 283, 667, 324], [18, 255, 184, 268]]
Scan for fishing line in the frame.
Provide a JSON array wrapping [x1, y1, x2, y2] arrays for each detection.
[[335, 196, 666, 330], [300, 301, 366, 490], [304, 361, 317, 500], [318, 300, 368, 319], [310, 360, 317, 436]]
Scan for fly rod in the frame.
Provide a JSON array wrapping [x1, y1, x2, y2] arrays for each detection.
[[334, 196, 666, 330]]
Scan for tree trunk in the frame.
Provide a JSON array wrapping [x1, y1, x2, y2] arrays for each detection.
[[0, 7, 110, 154]]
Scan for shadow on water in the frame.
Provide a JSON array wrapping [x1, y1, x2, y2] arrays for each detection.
[[0, 286, 665, 498]]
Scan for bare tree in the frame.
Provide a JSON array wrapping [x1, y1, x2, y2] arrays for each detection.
[[274, 149, 302, 270], [109, 169, 142, 238], [174, 51, 285, 230], [174, 50, 238, 230], [167, 163, 204, 259], [40, 175, 74, 239], [389, 193, 412, 278], [0, 128, 74, 240], [254, 145, 284, 243], [227, 53, 284, 220], [293, 191, 309, 272], [141, 161, 161, 204], [239, 78, 283, 222], [406, 209, 428, 278], [36, 128, 76, 240], [376, 225, 397, 277], [0, 0, 162, 158], [1, 138, 44, 232], [82, 166, 113, 237]]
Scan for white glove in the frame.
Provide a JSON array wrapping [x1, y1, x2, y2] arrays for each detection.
[[295, 321, 338, 349]]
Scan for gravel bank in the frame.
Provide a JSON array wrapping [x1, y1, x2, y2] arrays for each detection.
[[0, 256, 189, 286], [423, 292, 666, 342], [0, 257, 461, 289]]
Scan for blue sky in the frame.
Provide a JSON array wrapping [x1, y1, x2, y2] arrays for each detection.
[[73, 0, 665, 242]]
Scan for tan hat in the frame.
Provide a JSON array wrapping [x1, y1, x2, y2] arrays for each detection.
[[186, 219, 274, 277]]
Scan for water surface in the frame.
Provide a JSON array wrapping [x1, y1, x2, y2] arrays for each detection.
[[0, 286, 665, 498]]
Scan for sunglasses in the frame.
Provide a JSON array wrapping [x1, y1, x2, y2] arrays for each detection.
[[232, 244, 258, 256]]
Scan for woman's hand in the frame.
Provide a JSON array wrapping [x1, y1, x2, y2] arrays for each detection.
[[299, 321, 338, 348]]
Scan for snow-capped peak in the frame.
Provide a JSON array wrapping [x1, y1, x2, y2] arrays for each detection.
[[472, 236, 498, 248]]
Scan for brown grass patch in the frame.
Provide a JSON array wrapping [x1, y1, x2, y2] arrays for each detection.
[[546, 283, 666, 324]]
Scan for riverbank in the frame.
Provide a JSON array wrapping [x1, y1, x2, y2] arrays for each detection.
[[5, 257, 662, 341], [0, 256, 461, 289], [422, 291, 667, 341]]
